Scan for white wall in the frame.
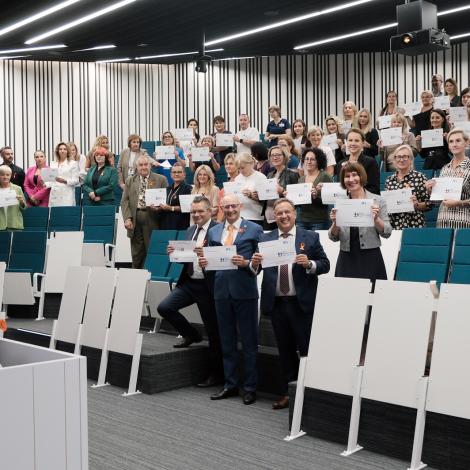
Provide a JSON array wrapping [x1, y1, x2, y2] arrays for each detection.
[[0, 42, 468, 169]]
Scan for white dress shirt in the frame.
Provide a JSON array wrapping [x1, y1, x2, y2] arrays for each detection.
[[221, 217, 242, 245], [235, 127, 260, 154], [190, 219, 212, 279]]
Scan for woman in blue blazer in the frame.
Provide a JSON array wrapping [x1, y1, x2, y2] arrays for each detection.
[[82, 147, 118, 205]]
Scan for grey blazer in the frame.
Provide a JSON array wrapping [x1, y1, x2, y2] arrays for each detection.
[[328, 189, 392, 251]]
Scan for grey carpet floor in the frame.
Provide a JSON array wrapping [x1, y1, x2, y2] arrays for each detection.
[[88, 384, 434, 470]]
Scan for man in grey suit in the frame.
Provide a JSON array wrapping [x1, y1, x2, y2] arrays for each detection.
[[121, 155, 168, 268]]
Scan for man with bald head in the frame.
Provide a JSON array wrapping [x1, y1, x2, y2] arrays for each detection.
[[199, 194, 263, 405]]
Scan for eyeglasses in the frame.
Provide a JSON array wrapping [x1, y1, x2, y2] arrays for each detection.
[[270, 153, 283, 158], [171, 170, 183, 174], [395, 155, 410, 161], [222, 204, 240, 210], [303, 158, 317, 163]]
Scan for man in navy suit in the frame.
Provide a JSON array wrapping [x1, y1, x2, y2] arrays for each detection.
[[252, 198, 330, 409], [157, 196, 224, 387], [199, 194, 263, 405]]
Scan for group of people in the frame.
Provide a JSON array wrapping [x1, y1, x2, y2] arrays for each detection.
[[1, 73, 470, 405]]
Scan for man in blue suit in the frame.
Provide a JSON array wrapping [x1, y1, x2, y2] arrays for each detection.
[[199, 194, 263, 405], [252, 199, 330, 410], [157, 196, 224, 387]]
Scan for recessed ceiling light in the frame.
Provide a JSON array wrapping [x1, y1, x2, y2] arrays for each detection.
[[0, 0, 81, 38], [96, 57, 131, 63], [72, 45, 116, 52], [0, 44, 67, 54], [294, 23, 397, 49], [205, 0, 375, 46], [135, 48, 223, 60], [25, 0, 137, 45]]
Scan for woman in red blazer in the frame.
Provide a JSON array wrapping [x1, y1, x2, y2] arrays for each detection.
[[24, 150, 51, 207]]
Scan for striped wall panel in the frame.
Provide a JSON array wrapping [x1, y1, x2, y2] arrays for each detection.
[[0, 42, 468, 169]]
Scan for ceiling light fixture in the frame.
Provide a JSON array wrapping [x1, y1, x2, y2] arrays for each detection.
[[0, 0, 81, 38], [215, 56, 256, 61], [437, 5, 470, 16], [294, 23, 397, 49], [135, 48, 223, 60], [205, 0, 375, 46], [96, 57, 131, 63], [450, 31, 470, 40], [0, 44, 67, 54], [72, 44, 116, 52], [25, 0, 137, 44]]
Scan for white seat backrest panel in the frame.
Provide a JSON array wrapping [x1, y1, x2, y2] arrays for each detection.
[[317, 230, 337, 277], [426, 283, 470, 419], [361, 280, 434, 408], [304, 276, 371, 395]]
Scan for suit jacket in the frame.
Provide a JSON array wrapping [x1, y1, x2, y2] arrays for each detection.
[[82, 165, 118, 204], [24, 166, 50, 207], [259, 228, 330, 315], [208, 219, 263, 300], [120, 172, 168, 238], [117, 148, 150, 185], [0, 183, 26, 230], [177, 220, 218, 290]]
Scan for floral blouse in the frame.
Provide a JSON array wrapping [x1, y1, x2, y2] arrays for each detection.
[[384, 170, 430, 229]]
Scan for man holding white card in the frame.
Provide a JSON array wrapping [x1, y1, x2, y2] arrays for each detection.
[[121, 156, 168, 268], [158, 196, 224, 386], [199, 194, 263, 405], [251, 199, 329, 410], [329, 162, 391, 281]]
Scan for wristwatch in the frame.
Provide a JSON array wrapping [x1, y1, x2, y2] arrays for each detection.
[[240, 139, 244, 144], [307, 260, 313, 270]]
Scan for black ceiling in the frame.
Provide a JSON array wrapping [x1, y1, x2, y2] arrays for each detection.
[[0, 0, 468, 63]]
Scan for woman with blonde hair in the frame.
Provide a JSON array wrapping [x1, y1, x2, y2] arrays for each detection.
[[187, 135, 221, 174], [46, 142, 79, 206], [384, 144, 430, 229], [234, 152, 267, 224], [325, 115, 346, 164], [378, 113, 418, 171], [192, 164, 219, 219], [357, 108, 379, 158], [342, 101, 359, 128], [217, 153, 239, 222], [67, 142, 87, 180]]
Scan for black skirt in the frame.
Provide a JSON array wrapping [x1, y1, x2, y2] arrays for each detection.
[[335, 227, 387, 281]]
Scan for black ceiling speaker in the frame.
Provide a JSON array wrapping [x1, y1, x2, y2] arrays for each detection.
[[195, 32, 212, 73], [390, 0, 450, 56]]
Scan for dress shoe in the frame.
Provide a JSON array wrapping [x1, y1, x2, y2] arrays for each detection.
[[173, 336, 202, 348], [272, 395, 289, 410], [210, 388, 239, 400], [196, 376, 224, 388], [242, 391, 257, 405]]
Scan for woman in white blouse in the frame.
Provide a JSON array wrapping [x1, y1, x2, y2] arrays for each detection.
[[47, 142, 79, 207], [234, 152, 267, 224]]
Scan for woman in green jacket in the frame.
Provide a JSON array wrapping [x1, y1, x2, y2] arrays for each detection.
[[82, 147, 118, 206], [0, 165, 26, 230]]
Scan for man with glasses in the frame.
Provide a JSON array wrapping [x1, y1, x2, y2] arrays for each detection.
[[199, 194, 263, 405], [158, 196, 224, 387], [251, 198, 329, 410]]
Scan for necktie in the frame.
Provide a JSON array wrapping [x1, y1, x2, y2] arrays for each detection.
[[137, 176, 148, 209], [224, 224, 235, 246], [279, 233, 291, 295], [187, 226, 203, 276]]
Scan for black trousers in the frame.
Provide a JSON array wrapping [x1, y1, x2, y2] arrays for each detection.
[[270, 297, 313, 395], [157, 278, 224, 379]]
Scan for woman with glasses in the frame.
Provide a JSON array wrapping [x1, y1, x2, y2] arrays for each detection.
[[297, 148, 333, 230], [278, 136, 300, 171], [155, 131, 186, 184], [384, 144, 430, 229], [159, 162, 192, 230], [259, 145, 299, 228]]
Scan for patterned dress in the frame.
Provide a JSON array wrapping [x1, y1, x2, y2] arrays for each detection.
[[437, 158, 470, 228], [384, 170, 430, 229]]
